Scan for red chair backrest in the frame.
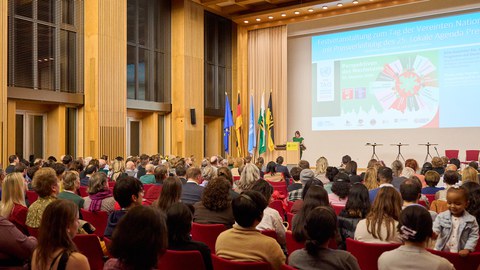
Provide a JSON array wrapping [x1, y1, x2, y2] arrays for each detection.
[[143, 184, 155, 194], [418, 199, 427, 208], [445, 150, 459, 159], [269, 200, 285, 218], [78, 186, 88, 197], [427, 249, 480, 270], [331, 204, 344, 215], [286, 201, 294, 213], [346, 238, 401, 270], [281, 264, 297, 270], [80, 209, 109, 238], [466, 150, 480, 162], [158, 250, 206, 270], [190, 222, 226, 253], [425, 194, 435, 204], [233, 176, 240, 182], [285, 231, 304, 255], [73, 234, 105, 270], [286, 213, 294, 229], [27, 226, 39, 238], [211, 254, 272, 270], [26, 191, 39, 205], [268, 181, 288, 198], [261, 230, 278, 241]]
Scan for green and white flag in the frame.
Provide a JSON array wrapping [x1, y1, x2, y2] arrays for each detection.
[[257, 92, 266, 155]]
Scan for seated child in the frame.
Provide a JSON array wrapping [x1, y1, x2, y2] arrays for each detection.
[[433, 186, 479, 256], [421, 170, 444, 195]]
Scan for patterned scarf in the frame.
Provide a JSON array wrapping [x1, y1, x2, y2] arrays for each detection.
[[88, 190, 112, 212]]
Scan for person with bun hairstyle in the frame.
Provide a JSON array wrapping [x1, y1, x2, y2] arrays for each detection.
[[288, 206, 360, 270], [378, 205, 454, 270]]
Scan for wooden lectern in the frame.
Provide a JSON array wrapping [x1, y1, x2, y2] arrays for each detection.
[[286, 142, 301, 165]]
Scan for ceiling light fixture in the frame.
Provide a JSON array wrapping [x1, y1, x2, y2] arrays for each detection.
[[308, 8, 314, 12], [268, 16, 274, 19], [322, 5, 328, 9], [281, 13, 286, 17], [244, 20, 249, 23], [256, 18, 261, 21], [353, 0, 359, 3], [337, 3, 343, 7]]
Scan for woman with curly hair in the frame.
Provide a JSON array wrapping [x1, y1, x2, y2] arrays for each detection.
[[234, 163, 260, 193], [193, 177, 234, 228], [354, 187, 402, 244], [329, 173, 351, 206]]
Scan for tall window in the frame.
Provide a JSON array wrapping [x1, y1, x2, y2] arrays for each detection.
[[8, 0, 83, 93], [127, 0, 171, 103], [204, 12, 232, 116]]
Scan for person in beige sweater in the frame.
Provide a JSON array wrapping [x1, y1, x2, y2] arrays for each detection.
[[215, 190, 286, 270]]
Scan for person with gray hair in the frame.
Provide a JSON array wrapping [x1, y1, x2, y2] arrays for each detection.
[[125, 160, 137, 178], [234, 163, 260, 193], [58, 171, 84, 211], [83, 172, 115, 213], [140, 164, 156, 184]]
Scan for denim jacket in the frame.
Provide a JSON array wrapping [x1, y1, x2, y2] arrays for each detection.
[[433, 210, 479, 251]]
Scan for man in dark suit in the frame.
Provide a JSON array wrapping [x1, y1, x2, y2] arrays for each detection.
[[5, 155, 19, 174], [175, 165, 188, 184], [181, 167, 204, 204], [275, 156, 291, 183]]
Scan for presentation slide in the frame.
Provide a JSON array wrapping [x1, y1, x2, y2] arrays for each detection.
[[311, 12, 480, 131]]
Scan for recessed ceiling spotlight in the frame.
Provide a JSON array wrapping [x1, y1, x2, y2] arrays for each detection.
[[281, 13, 286, 17], [256, 18, 261, 21], [244, 20, 249, 23], [294, 11, 300, 15], [268, 16, 274, 19], [337, 3, 343, 7], [322, 5, 328, 9], [308, 8, 314, 12], [353, 0, 359, 3]]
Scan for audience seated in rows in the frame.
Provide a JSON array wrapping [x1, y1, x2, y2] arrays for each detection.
[[215, 190, 286, 270], [289, 206, 361, 270], [83, 172, 115, 213], [32, 200, 89, 270], [167, 202, 213, 270], [193, 176, 235, 228], [105, 206, 167, 270]]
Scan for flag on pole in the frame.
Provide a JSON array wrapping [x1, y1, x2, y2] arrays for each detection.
[[235, 92, 243, 157], [223, 93, 234, 153], [248, 94, 256, 154], [266, 91, 275, 151], [258, 92, 266, 155]]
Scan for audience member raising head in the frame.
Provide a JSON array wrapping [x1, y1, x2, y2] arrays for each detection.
[[355, 186, 402, 244], [104, 177, 144, 238], [26, 167, 60, 228], [215, 190, 286, 270], [289, 206, 360, 270], [193, 176, 234, 228], [378, 205, 454, 270], [0, 172, 28, 234], [433, 186, 479, 256], [166, 202, 213, 270], [32, 200, 89, 270], [106, 206, 168, 270]]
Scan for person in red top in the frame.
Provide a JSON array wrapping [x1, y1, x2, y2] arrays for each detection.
[[0, 172, 28, 235]]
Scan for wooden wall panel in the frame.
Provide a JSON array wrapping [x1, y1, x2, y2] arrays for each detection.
[[84, 0, 126, 159], [205, 118, 222, 157], [0, 1, 7, 165], [46, 105, 66, 159], [140, 113, 158, 155], [6, 100, 15, 158], [172, 0, 204, 160]]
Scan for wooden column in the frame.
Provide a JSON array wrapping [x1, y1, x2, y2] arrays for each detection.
[[84, 0, 127, 159], [0, 1, 7, 165], [46, 105, 66, 159], [171, 0, 204, 160], [141, 112, 159, 155]]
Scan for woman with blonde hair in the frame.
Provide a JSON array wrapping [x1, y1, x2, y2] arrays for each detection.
[[0, 172, 28, 234], [363, 167, 379, 190], [234, 163, 260, 193], [314, 157, 329, 184], [231, 157, 244, 177], [462, 166, 479, 184], [354, 187, 402, 244], [110, 159, 125, 182]]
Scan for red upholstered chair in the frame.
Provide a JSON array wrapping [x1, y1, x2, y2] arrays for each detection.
[[286, 212, 294, 228], [331, 204, 344, 215], [261, 230, 278, 241], [268, 181, 288, 198], [142, 184, 154, 194], [27, 226, 39, 238], [190, 222, 226, 253], [286, 201, 294, 213], [269, 200, 285, 218], [102, 237, 113, 258], [73, 234, 105, 270], [285, 231, 304, 255], [346, 238, 401, 270], [157, 250, 206, 270], [463, 150, 480, 164], [80, 209, 109, 238], [211, 254, 272, 270], [427, 249, 480, 270], [281, 264, 297, 270], [26, 191, 39, 205], [445, 150, 459, 159], [78, 186, 88, 197], [425, 194, 436, 204]]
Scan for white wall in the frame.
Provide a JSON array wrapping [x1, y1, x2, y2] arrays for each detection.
[[287, 0, 480, 168]]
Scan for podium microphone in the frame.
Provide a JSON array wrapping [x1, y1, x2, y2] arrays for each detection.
[[434, 146, 440, 157]]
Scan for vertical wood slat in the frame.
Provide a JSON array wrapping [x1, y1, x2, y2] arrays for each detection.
[[0, 0, 7, 165]]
